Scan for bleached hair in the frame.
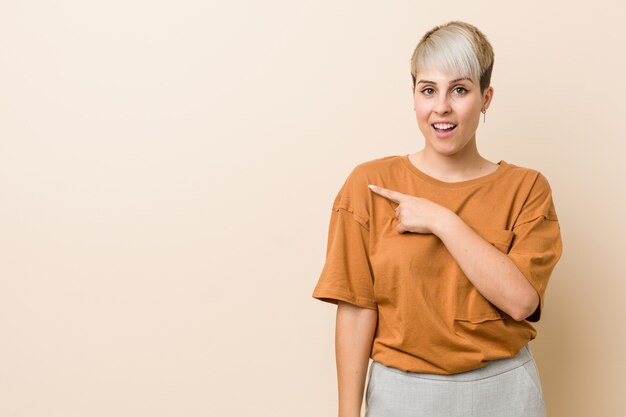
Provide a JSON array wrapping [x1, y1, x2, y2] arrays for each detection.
[[410, 21, 495, 94]]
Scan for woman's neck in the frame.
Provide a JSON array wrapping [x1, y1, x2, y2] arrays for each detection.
[[409, 149, 499, 183]]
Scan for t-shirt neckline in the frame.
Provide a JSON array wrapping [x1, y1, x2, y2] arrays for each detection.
[[400, 154, 509, 188]]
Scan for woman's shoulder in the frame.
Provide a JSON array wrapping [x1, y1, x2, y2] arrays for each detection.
[[503, 161, 559, 223], [500, 162, 558, 220], [352, 154, 401, 171], [331, 155, 401, 219], [345, 154, 403, 181], [501, 160, 554, 188]]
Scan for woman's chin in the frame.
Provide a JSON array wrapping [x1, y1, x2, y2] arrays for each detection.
[[427, 141, 468, 157], [425, 134, 472, 154]]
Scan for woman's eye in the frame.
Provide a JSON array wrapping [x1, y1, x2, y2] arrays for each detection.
[[421, 87, 467, 96]]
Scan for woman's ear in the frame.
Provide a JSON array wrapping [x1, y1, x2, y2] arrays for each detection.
[[483, 86, 494, 110]]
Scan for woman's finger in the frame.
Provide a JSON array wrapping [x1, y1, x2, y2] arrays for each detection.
[[368, 184, 407, 203]]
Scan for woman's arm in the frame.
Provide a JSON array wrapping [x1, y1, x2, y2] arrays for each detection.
[[336, 301, 377, 417], [432, 211, 539, 321], [368, 184, 538, 321]]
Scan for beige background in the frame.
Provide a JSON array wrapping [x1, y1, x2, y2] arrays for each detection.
[[1, 1, 625, 416]]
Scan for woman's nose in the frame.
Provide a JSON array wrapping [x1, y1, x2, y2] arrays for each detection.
[[433, 95, 452, 114]]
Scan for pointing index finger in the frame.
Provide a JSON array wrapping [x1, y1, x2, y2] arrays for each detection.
[[368, 184, 405, 203]]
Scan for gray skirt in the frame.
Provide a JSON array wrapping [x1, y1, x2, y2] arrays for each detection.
[[365, 344, 546, 417]]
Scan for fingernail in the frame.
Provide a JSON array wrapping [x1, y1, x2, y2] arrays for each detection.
[[368, 184, 377, 190]]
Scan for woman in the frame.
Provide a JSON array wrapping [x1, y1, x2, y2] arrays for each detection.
[[312, 20, 563, 417]]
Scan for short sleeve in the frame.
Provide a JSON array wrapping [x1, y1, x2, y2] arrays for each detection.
[[507, 172, 563, 322], [312, 172, 377, 310]]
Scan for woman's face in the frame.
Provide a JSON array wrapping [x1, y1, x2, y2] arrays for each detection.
[[413, 67, 493, 158]]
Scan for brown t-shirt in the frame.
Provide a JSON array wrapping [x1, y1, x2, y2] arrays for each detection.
[[312, 154, 563, 375]]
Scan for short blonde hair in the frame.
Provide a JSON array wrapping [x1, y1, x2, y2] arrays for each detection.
[[410, 21, 495, 94]]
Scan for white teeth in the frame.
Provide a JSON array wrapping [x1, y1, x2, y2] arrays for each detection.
[[433, 123, 456, 129]]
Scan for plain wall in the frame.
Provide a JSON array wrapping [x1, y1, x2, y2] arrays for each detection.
[[1, 1, 625, 416]]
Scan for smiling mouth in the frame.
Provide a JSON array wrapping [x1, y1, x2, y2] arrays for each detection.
[[432, 124, 457, 132]]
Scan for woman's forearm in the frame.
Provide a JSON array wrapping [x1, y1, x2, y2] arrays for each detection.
[[335, 301, 378, 417], [433, 210, 539, 321]]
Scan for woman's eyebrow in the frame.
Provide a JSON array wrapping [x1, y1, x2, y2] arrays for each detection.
[[417, 77, 474, 85]]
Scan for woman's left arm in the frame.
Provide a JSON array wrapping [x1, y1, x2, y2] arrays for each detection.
[[368, 184, 538, 322], [433, 211, 538, 321]]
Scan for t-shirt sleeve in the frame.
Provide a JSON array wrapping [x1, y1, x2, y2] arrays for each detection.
[[312, 170, 377, 310], [507, 172, 563, 322]]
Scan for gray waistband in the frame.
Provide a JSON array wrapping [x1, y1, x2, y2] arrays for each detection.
[[373, 344, 533, 382]]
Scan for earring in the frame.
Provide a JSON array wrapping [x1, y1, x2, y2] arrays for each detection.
[[482, 109, 486, 123]]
